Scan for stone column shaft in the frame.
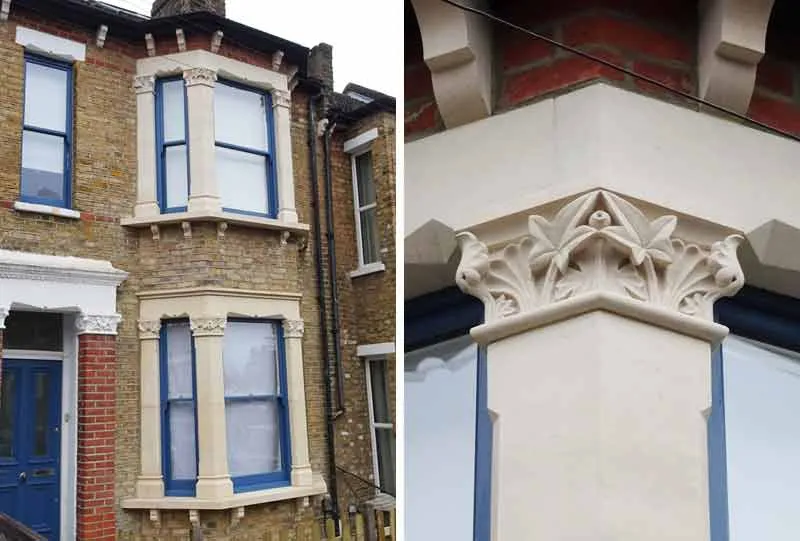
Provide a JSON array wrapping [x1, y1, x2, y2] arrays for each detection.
[[185, 68, 220, 215], [283, 319, 312, 486], [135, 320, 164, 498], [134, 75, 159, 217], [273, 90, 298, 223]]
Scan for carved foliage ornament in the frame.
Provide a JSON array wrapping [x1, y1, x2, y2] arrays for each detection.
[[76, 314, 122, 335], [283, 319, 304, 338], [456, 190, 744, 323], [190, 317, 226, 336]]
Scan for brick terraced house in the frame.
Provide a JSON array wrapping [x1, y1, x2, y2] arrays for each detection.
[[406, 0, 800, 540], [0, 0, 395, 539]]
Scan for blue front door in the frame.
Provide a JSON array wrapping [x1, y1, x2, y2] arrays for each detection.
[[0, 360, 62, 540]]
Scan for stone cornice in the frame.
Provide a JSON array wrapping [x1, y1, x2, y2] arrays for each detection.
[[456, 190, 744, 342], [0, 249, 128, 287]]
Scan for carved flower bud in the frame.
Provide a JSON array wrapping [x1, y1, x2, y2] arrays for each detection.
[[589, 210, 611, 228]]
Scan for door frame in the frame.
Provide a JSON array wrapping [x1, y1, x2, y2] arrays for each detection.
[[2, 312, 77, 541]]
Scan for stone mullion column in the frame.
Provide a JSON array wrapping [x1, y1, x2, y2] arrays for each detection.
[[272, 90, 298, 223], [76, 314, 122, 541], [133, 75, 160, 217], [184, 68, 220, 214], [282, 320, 312, 486], [456, 190, 745, 541], [135, 320, 164, 498], [190, 317, 233, 499]]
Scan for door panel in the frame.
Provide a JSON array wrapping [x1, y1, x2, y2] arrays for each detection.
[[0, 360, 61, 540]]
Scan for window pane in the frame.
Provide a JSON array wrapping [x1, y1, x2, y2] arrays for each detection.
[[214, 83, 268, 151], [168, 402, 197, 480], [165, 321, 193, 399], [355, 152, 375, 207], [360, 207, 380, 264], [223, 321, 278, 397], [375, 427, 395, 495], [722, 336, 800, 541], [161, 79, 185, 142], [216, 146, 268, 214], [21, 130, 65, 203], [164, 144, 188, 209], [226, 400, 281, 477], [405, 336, 478, 541], [369, 361, 391, 424], [24, 61, 68, 132], [33, 372, 50, 457], [0, 372, 16, 458]]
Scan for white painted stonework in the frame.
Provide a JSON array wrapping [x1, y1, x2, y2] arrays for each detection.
[[15, 26, 86, 62]]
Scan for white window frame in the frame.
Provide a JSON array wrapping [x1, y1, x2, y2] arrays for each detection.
[[365, 357, 394, 495], [344, 128, 385, 277]]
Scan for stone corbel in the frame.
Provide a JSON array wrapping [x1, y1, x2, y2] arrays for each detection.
[[1, 0, 11, 21], [145, 33, 155, 57], [272, 50, 285, 71], [96, 24, 108, 48], [211, 30, 224, 53], [410, 0, 492, 128], [0, 305, 8, 329], [148, 509, 161, 528], [698, 0, 775, 113], [176, 28, 186, 52], [76, 313, 122, 336], [456, 190, 745, 344], [181, 221, 192, 239], [230, 507, 245, 528]]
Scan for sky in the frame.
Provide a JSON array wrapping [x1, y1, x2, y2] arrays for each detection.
[[103, 0, 402, 96]]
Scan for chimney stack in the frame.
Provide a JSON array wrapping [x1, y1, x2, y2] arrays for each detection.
[[151, 0, 226, 18], [308, 43, 334, 91]]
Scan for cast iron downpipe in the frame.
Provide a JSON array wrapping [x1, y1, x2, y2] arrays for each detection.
[[322, 117, 347, 418], [308, 91, 340, 526]]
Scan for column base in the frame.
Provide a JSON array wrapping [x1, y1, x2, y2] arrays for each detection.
[[196, 476, 234, 500], [135, 476, 165, 498], [278, 208, 298, 223], [188, 195, 221, 215], [291, 465, 313, 487], [134, 201, 160, 218]]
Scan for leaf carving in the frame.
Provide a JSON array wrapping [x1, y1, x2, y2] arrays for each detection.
[[528, 191, 600, 272], [599, 192, 676, 266]]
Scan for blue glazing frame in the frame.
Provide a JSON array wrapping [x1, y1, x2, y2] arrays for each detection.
[[710, 285, 800, 541], [155, 77, 190, 213], [20, 54, 73, 208], [159, 319, 200, 497], [215, 79, 278, 219], [405, 287, 492, 540], [225, 319, 291, 492]]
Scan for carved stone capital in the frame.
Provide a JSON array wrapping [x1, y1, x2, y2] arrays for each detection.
[[133, 75, 155, 94], [190, 317, 226, 337], [456, 190, 744, 329], [282, 319, 304, 338], [138, 319, 161, 340], [76, 313, 122, 335], [183, 67, 217, 87], [273, 89, 291, 109]]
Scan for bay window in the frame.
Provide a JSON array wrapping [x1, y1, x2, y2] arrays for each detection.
[[223, 320, 290, 491], [214, 81, 277, 217], [21, 54, 73, 208], [155, 78, 189, 212]]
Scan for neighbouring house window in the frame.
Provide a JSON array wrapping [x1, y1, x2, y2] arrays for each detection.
[[366, 358, 395, 495], [160, 320, 199, 496], [155, 78, 189, 212], [223, 320, 290, 492], [712, 288, 800, 541], [20, 54, 73, 208], [352, 151, 380, 266], [214, 81, 277, 217]]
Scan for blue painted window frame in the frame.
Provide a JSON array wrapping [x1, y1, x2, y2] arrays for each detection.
[[215, 79, 279, 219], [225, 318, 291, 493], [20, 54, 73, 208], [405, 287, 492, 541], [155, 77, 190, 213], [159, 319, 199, 497], [711, 285, 800, 541]]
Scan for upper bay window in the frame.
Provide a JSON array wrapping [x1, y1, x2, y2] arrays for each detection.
[[353, 150, 380, 265], [21, 55, 73, 208], [130, 50, 299, 228]]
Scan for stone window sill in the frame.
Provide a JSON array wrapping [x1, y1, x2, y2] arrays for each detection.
[[13, 201, 81, 220], [349, 262, 386, 279], [122, 477, 327, 511], [120, 210, 310, 235]]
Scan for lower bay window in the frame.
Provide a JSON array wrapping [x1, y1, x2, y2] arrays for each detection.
[[127, 288, 323, 509]]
